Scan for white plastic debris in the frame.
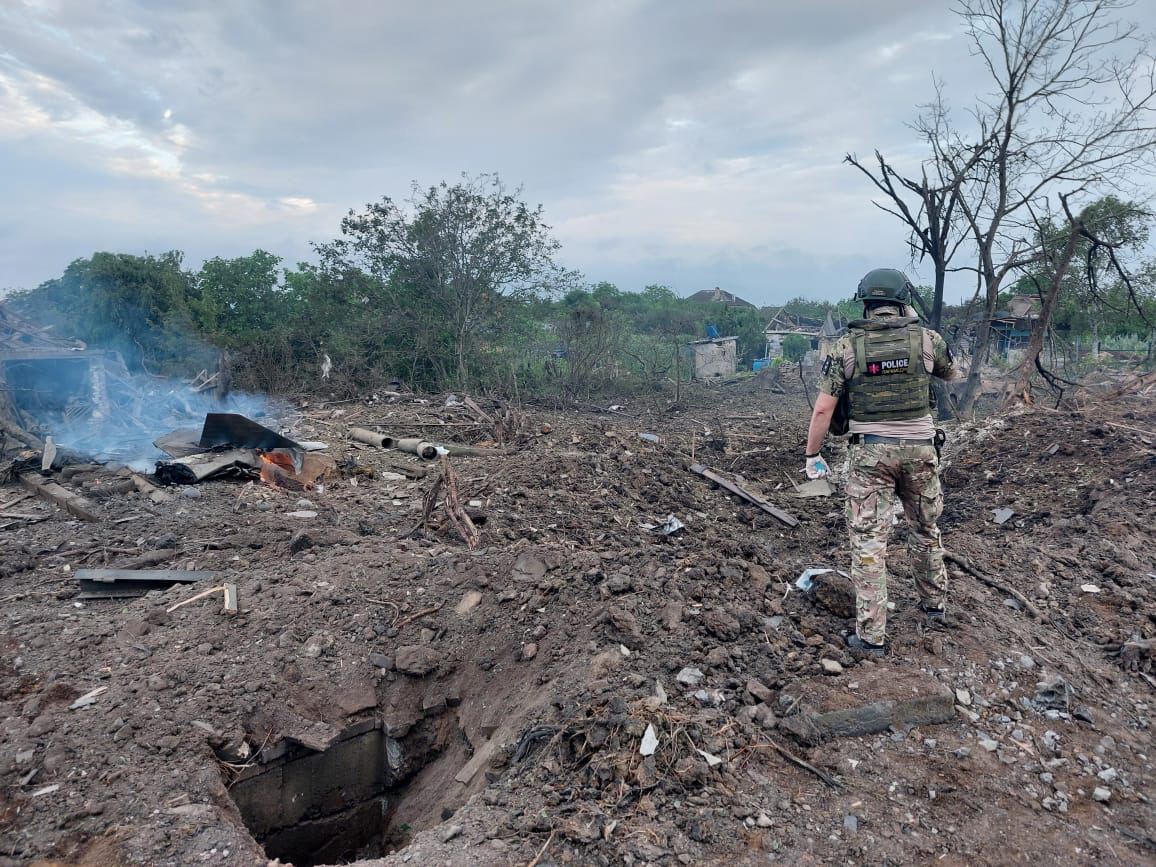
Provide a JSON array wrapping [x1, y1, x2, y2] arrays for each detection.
[[285, 510, 318, 518], [69, 686, 108, 710], [795, 567, 849, 592], [696, 748, 723, 767], [1080, 584, 1102, 593], [640, 724, 658, 756]]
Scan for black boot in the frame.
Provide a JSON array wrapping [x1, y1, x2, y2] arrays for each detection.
[[920, 604, 947, 623], [845, 634, 887, 656]]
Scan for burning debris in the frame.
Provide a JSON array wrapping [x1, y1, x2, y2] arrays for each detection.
[[154, 413, 335, 489]]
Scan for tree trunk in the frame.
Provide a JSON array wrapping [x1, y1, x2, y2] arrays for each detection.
[[1012, 263, 1077, 402], [956, 316, 992, 417]]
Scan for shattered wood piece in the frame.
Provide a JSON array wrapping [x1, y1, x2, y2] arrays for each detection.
[[19, 473, 99, 522], [76, 568, 215, 599], [41, 436, 57, 472], [60, 464, 101, 481], [0, 418, 44, 450], [166, 584, 231, 613], [129, 473, 173, 503], [688, 463, 798, 528], [0, 492, 33, 510], [462, 395, 494, 425], [222, 583, 238, 614], [68, 686, 108, 710]]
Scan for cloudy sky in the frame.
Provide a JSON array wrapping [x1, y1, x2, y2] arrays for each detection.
[[2, 0, 1153, 305]]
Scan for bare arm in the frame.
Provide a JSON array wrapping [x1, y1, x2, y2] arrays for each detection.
[[806, 392, 838, 455]]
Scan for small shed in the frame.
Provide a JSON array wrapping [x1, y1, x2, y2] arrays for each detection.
[[687, 336, 737, 380]]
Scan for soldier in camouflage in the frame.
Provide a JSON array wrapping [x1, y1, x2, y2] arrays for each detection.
[[803, 269, 961, 655]]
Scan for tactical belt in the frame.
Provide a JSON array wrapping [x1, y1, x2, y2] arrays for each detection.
[[850, 434, 934, 446]]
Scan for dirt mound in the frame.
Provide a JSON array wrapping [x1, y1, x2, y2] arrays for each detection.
[[1, 380, 1153, 866]]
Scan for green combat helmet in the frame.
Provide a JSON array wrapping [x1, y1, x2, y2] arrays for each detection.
[[855, 268, 913, 304]]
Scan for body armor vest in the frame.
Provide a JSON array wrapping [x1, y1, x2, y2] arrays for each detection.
[[847, 317, 930, 422]]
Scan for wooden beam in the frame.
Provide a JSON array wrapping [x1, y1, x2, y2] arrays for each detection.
[[19, 473, 99, 522], [688, 463, 798, 528]]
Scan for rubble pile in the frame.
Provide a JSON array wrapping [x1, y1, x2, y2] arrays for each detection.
[[0, 375, 1153, 866]]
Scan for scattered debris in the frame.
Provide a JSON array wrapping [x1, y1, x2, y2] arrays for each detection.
[[19, 473, 99, 521], [689, 462, 798, 527], [76, 568, 216, 600], [166, 583, 240, 615], [640, 723, 658, 756], [68, 686, 108, 710]]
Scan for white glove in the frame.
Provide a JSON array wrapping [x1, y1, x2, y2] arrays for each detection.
[[805, 453, 829, 479]]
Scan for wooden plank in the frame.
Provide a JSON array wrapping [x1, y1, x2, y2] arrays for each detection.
[[76, 568, 216, 599], [689, 463, 798, 528], [19, 473, 100, 522]]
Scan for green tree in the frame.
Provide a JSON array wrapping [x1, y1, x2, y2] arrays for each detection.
[[196, 250, 287, 340], [11, 251, 202, 373], [320, 173, 561, 388]]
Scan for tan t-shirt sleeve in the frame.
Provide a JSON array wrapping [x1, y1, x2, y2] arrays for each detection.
[[818, 336, 851, 397]]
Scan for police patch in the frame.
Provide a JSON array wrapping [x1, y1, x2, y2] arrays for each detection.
[[821, 355, 834, 375], [865, 356, 910, 376]]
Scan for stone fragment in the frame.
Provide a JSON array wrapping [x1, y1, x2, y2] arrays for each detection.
[[395, 645, 444, 676], [746, 679, 773, 704], [955, 688, 971, 706], [676, 667, 704, 687], [439, 824, 463, 843], [302, 633, 332, 659], [811, 571, 857, 619], [511, 552, 547, 583], [1092, 787, 1111, 803], [455, 591, 483, 615], [289, 530, 314, 554], [702, 608, 740, 641], [521, 642, 538, 661], [335, 682, 377, 716], [820, 659, 844, 675], [604, 606, 643, 648], [368, 652, 394, 671], [28, 715, 56, 737]]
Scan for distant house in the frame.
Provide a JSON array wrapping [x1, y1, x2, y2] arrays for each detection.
[[686, 287, 757, 310], [762, 308, 846, 361], [989, 295, 1043, 357], [686, 336, 738, 379]]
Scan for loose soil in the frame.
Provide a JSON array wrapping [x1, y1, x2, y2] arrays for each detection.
[[1, 375, 1153, 866]]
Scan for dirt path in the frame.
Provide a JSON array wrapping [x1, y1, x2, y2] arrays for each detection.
[[1, 378, 1153, 866]]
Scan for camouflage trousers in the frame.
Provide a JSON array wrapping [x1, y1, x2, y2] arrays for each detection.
[[844, 443, 948, 644]]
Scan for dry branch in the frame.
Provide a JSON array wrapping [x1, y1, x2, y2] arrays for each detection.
[[945, 550, 1042, 619]]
